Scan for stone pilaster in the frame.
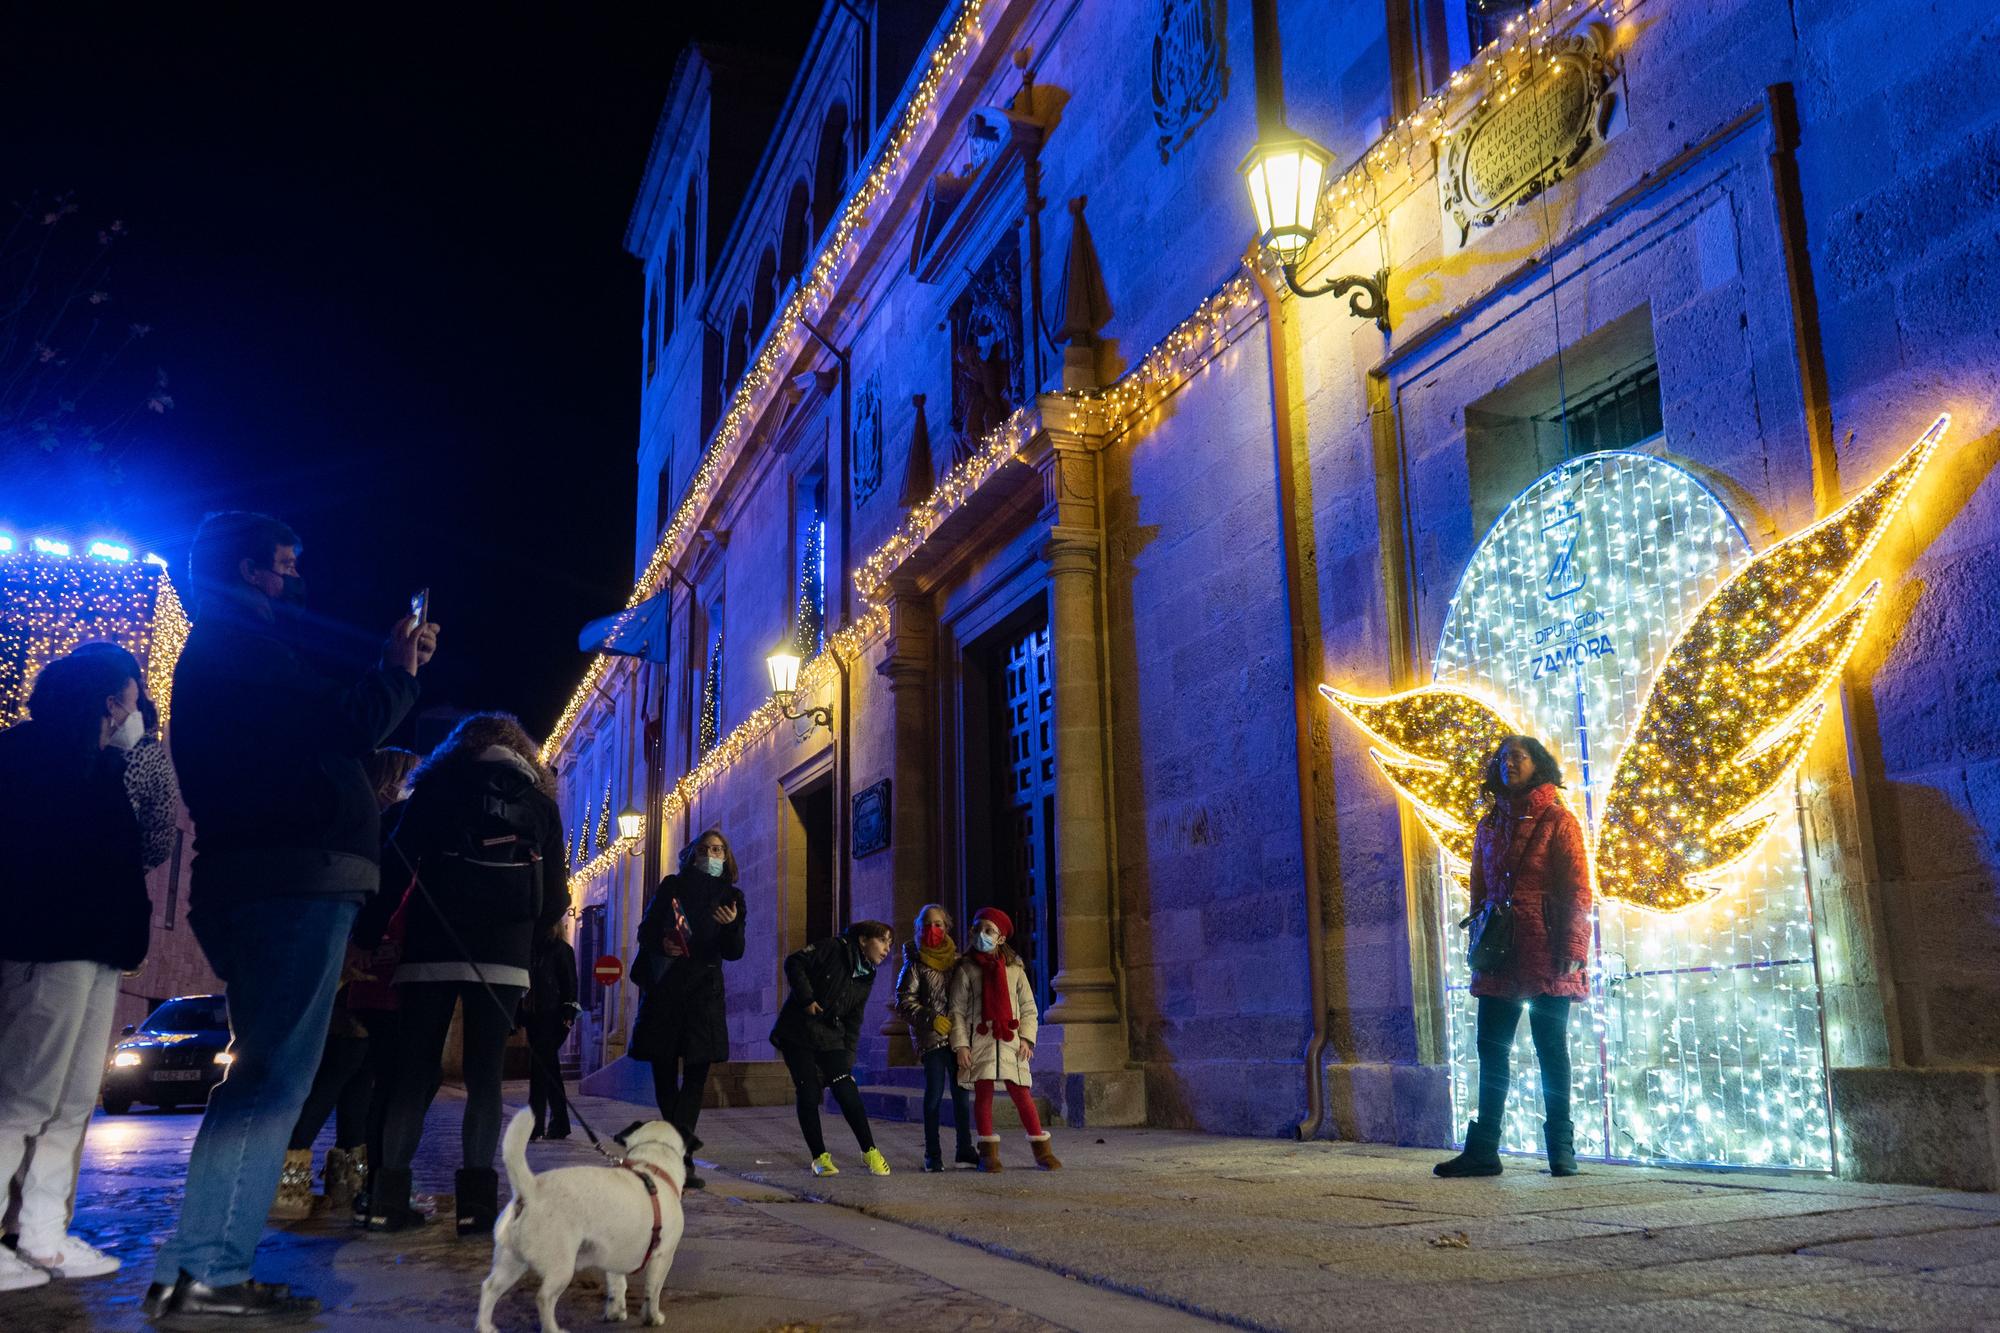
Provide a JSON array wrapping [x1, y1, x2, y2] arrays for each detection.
[[874, 581, 935, 1063], [1027, 395, 1130, 1077]]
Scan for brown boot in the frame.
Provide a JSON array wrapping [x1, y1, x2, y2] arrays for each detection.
[[1029, 1133, 1063, 1170], [270, 1148, 315, 1219], [975, 1136, 1004, 1173], [324, 1146, 365, 1210]]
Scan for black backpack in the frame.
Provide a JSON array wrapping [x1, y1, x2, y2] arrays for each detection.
[[424, 768, 545, 926]]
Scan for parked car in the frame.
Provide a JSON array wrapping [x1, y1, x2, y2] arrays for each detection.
[[101, 994, 232, 1114]]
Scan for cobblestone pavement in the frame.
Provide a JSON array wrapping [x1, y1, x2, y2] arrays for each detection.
[[3, 1085, 1222, 1332], [12, 1081, 2000, 1331]]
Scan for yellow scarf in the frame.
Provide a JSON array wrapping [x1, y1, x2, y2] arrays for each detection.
[[918, 941, 958, 972]]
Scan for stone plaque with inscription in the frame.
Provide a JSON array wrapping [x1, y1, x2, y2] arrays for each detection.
[[1439, 26, 1621, 247]]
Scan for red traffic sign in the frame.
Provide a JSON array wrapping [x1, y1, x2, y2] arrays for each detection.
[[592, 954, 624, 986]]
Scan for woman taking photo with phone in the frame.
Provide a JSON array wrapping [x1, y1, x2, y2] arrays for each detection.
[[1434, 734, 1591, 1179], [629, 829, 745, 1190]]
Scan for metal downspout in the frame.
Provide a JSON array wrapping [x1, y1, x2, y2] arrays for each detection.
[[1248, 255, 1332, 1142]]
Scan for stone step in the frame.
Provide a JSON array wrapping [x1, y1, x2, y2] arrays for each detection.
[[838, 1082, 1055, 1133]]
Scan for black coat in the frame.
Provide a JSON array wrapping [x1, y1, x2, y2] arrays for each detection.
[[0, 724, 149, 970], [388, 756, 569, 976], [770, 932, 880, 1062], [629, 872, 746, 1065], [171, 595, 419, 912], [522, 937, 578, 1028]]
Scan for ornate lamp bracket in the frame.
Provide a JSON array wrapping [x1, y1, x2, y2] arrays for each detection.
[[1280, 264, 1389, 332]]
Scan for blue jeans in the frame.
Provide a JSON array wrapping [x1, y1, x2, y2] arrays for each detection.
[[152, 897, 358, 1287], [921, 1048, 973, 1161]]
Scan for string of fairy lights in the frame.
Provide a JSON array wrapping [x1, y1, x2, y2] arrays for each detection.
[[0, 545, 190, 732], [1314, 0, 1642, 244], [541, 0, 993, 763]]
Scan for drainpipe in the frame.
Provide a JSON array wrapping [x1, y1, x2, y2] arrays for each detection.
[[1247, 253, 1333, 1143], [801, 316, 855, 920]]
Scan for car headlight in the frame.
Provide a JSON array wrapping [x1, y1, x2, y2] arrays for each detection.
[[213, 1051, 234, 1066], [111, 1051, 142, 1068]]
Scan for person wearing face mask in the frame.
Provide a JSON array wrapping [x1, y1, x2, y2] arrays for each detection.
[[71, 642, 181, 876], [0, 649, 150, 1290], [949, 908, 1060, 1171], [629, 829, 745, 1190], [770, 921, 895, 1176], [894, 904, 977, 1171], [149, 511, 435, 1321], [1434, 734, 1591, 1180]]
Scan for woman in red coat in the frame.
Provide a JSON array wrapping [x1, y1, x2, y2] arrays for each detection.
[[1435, 734, 1591, 1179]]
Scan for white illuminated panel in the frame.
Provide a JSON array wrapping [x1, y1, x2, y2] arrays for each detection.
[[1433, 451, 1833, 1170]]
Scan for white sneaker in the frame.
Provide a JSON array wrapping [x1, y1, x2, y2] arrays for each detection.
[[0, 1245, 52, 1291], [20, 1234, 121, 1278]]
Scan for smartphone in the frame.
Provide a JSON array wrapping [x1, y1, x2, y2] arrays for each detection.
[[410, 587, 430, 624]]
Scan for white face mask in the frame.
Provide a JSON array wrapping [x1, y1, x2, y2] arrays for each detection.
[[703, 854, 726, 878], [108, 708, 144, 751], [971, 930, 999, 953]]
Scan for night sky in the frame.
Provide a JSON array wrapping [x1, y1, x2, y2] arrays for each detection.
[[0, 5, 819, 739]]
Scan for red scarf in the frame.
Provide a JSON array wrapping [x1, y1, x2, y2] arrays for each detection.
[[971, 949, 1018, 1043]]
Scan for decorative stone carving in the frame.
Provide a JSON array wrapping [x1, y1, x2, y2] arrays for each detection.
[[1438, 25, 1620, 246], [1151, 0, 1228, 163], [949, 235, 1025, 465], [852, 373, 883, 505]]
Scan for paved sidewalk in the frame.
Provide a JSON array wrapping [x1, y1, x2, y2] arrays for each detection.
[[671, 1096, 2000, 1332], [12, 1080, 2000, 1330]]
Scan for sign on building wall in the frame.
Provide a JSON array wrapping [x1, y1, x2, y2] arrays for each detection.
[[1321, 424, 1948, 1171], [852, 779, 891, 859], [1437, 26, 1623, 251]]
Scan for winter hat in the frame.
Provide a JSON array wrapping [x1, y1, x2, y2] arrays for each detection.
[[972, 906, 1014, 939]]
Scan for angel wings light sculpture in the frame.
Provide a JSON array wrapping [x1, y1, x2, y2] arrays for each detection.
[[1322, 415, 1947, 913]]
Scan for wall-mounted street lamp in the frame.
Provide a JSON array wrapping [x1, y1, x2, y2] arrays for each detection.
[[616, 804, 644, 844], [1241, 0, 1389, 331], [766, 648, 832, 734]]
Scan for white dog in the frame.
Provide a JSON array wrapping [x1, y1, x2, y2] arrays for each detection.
[[476, 1109, 688, 1333]]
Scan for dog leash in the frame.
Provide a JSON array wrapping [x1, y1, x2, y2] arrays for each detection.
[[387, 837, 623, 1166]]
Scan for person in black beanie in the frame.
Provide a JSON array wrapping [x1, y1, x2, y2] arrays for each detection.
[[629, 829, 745, 1189], [148, 511, 434, 1322]]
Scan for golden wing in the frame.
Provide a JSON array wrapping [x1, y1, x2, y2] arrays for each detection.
[[1318, 683, 1523, 871], [1595, 414, 1949, 912]]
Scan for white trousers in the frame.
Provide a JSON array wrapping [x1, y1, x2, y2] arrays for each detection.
[[0, 959, 119, 1249]]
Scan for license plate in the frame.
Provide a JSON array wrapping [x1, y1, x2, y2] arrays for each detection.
[[153, 1070, 204, 1082]]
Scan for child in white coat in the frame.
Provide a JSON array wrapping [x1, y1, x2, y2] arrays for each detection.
[[949, 907, 1061, 1171]]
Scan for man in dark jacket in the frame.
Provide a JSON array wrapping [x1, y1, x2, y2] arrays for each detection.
[[769, 921, 894, 1176], [148, 512, 435, 1322]]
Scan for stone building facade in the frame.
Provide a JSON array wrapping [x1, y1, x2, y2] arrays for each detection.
[[552, 0, 2000, 1187]]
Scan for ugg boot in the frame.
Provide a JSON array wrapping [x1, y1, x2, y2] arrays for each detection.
[[1433, 1119, 1504, 1177], [364, 1168, 427, 1233], [975, 1136, 1004, 1173], [1029, 1133, 1063, 1170], [1544, 1118, 1578, 1177], [270, 1149, 315, 1219], [323, 1147, 365, 1210], [455, 1168, 499, 1238]]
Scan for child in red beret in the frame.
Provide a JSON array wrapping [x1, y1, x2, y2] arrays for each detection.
[[949, 907, 1060, 1171]]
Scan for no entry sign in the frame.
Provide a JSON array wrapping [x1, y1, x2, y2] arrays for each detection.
[[592, 954, 624, 986]]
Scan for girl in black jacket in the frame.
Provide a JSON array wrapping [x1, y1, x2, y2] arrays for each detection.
[[368, 713, 568, 1236], [770, 921, 894, 1177], [0, 649, 147, 1287], [629, 829, 745, 1189]]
